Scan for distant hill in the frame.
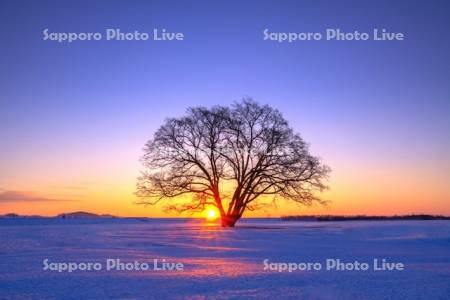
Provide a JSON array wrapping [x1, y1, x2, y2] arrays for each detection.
[[57, 211, 116, 219], [281, 214, 450, 221], [0, 211, 116, 219], [0, 213, 44, 218]]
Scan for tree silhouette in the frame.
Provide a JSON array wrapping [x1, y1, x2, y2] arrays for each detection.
[[137, 99, 330, 227]]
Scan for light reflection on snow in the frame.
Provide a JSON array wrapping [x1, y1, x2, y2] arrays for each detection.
[[1, 219, 450, 299]]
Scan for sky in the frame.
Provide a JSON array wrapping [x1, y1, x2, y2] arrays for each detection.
[[1, 0, 449, 217]]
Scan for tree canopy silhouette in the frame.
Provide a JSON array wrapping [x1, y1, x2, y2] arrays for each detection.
[[137, 99, 330, 227]]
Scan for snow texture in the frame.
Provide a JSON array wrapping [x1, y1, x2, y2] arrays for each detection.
[[1, 218, 449, 299]]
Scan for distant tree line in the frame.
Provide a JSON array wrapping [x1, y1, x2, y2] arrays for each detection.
[[281, 214, 450, 221]]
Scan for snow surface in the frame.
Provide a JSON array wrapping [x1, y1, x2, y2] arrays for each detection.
[[0, 218, 449, 299]]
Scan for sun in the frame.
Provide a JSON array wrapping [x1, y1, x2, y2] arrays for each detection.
[[205, 209, 218, 221]]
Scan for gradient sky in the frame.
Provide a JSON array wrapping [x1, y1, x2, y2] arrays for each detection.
[[1, 0, 449, 217]]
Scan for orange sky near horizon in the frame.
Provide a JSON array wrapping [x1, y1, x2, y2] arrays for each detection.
[[1, 142, 449, 217]]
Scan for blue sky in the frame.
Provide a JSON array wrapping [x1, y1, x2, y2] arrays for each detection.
[[1, 0, 449, 216]]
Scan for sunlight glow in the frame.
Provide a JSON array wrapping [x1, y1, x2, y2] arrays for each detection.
[[206, 209, 218, 221]]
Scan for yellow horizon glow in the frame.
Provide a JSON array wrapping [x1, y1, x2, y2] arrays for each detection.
[[1, 152, 449, 217]]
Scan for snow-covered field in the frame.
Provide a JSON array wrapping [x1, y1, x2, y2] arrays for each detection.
[[0, 218, 449, 299]]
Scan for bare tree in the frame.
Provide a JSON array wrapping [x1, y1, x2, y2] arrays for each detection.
[[136, 99, 330, 227]]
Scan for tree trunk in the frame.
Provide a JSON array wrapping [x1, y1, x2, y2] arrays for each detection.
[[220, 214, 238, 227]]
